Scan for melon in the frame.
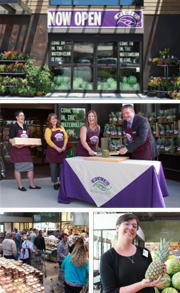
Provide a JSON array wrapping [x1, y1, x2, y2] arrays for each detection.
[[161, 288, 178, 293], [165, 258, 180, 275], [156, 274, 171, 291], [172, 272, 180, 290], [167, 255, 179, 261], [154, 288, 160, 293], [102, 149, 109, 158]]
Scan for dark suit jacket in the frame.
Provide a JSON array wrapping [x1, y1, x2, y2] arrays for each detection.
[[34, 235, 45, 250], [124, 114, 159, 159]]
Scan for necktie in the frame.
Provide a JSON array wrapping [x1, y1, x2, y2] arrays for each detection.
[[128, 122, 131, 128]]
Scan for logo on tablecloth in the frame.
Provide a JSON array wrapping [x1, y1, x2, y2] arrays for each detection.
[[91, 177, 112, 193]]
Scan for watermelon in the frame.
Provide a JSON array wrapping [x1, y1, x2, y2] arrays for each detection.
[[122, 76, 128, 83], [107, 77, 114, 84], [154, 288, 160, 293], [76, 77, 83, 84], [165, 259, 180, 275], [73, 80, 80, 89], [110, 81, 117, 90], [86, 83, 93, 90], [172, 272, 180, 290], [121, 83, 132, 91], [132, 83, 140, 91], [161, 288, 178, 293], [156, 274, 171, 291], [128, 75, 137, 84], [102, 82, 109, 90]]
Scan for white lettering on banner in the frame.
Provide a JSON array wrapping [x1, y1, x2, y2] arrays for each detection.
[[82, 12, 88, 25], [62, 12, 72, 25], [75, 12, 81, 26], [56, 12, 62, 25], [48, 11, 56, 26], [95, 12, 102, 26], [88, 12, 94, 25]]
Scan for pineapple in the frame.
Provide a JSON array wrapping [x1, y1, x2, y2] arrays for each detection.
[[145, 238, 170, 281]]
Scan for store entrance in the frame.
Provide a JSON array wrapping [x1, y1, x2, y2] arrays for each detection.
[[49, 34, 143, 93]]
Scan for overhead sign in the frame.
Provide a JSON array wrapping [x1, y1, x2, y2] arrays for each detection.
[[48, 10, 143, 28]]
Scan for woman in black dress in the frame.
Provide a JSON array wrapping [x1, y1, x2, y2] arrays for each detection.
[[100, 213, 166, 293]]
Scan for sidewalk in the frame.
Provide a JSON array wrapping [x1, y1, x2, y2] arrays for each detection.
[[0, 177, 179, 208], [0, 93, 172, 100]]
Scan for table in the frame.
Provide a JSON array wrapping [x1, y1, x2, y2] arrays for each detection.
[[58, 157, 169, 207]]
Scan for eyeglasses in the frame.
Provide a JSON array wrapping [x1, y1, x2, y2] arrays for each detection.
[[19, 115, 25, 118], [122, 221, 139, 230]]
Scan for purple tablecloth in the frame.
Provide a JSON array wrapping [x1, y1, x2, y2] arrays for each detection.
[[58, 159, 169, 207]]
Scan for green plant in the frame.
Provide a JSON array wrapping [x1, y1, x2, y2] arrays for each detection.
[[18, 52, 29, 60]]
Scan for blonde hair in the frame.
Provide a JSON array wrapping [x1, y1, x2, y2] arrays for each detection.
[[70, 244, 88, 267], [85, 110, 98, 130]]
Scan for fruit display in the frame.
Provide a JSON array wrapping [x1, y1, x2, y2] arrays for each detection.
[[145, 239, 170, 281], [165, 258, 180, 276], [156, 274, 171, 290]]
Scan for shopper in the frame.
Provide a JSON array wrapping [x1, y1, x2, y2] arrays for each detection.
[[42, 229, 47, 237], [2, 233, 17, 259], [84, 232, 89, 243], [61, 243, 89, 293], [57, 233, 68, 268], [34, 230, 46, 251], [20, 236, 38, 264], [119, 104, 159, 160], [76, 110, 100, 156], [9, 110, 41, 191], [69, 237, 84, 254], [100, 213, 166, 293], [45, 113, 68, 190], [68, 229, 75, 242], [30, 228, 37, 244]]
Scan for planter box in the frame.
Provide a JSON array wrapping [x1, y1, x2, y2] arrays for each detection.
[[11, 137, 42, 146]]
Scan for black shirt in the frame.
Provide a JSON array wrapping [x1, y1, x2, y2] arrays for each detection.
[[34, 235, 46, 250], [9, 123, 28, 139], [100, 246, 155, 293]]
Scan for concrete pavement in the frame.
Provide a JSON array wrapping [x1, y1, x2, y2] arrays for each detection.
[[0, 177, 179, 208]]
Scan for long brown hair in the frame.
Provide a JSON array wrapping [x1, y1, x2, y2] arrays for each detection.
[[46, 113, 60, 129], [70, 243, 88, 267], [85, 110, 98, 130]]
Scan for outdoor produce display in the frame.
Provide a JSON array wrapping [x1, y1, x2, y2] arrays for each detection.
[[148, 240, 180, 293]]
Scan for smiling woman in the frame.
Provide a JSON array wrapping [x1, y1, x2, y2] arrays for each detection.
[[100, 213, 167, 293]]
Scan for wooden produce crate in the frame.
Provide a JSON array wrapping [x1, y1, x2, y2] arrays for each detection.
[[11, 137, 42, 146]]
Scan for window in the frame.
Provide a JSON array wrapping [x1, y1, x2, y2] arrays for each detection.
[[50, 0, 143, 5]]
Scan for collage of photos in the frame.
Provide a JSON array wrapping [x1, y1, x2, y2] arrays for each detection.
[[1, 0, 180, 292]]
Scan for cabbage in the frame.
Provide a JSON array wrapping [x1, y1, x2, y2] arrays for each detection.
[[121, 83, 132, 91], [81, 82, 88, 89], [73, 80, 80, 89], [107, 78, 114, 84], [132, 83, 140, 90], [97, 84, 103, 90], [76, 77, 84, 84], [128, 75, 137, 84], [110, 81, 117, 90], [102, 82, 109, 90], [122, 76, 128, 83], [55, 75, 63, 85], [63, 76, 70, 83], [86, 83, 93, 90], [60, 84, 69, 90]]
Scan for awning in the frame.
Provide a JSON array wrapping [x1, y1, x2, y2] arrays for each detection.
[[0, 0, 31, 14]]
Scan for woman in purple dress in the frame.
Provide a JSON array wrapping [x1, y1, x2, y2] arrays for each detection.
[[9, 110, 41, 191], [76, 110, 100, 157]]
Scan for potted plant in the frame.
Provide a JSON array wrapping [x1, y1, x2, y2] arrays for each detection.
[[15, 62, 25, 73], [18, 52, 29, 60], [18, 87, 28, 97], [0, 85, 7, 96]]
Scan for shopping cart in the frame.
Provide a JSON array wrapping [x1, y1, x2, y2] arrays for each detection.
[[50, 266, 65, 293], [31, 250, 47, 278]]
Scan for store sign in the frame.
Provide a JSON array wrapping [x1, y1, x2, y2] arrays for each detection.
[[48, 10, 142, 28]]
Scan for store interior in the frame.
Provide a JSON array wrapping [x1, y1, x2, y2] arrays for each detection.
[[93, 212, 180, 291], [0, 212, 89, 293]]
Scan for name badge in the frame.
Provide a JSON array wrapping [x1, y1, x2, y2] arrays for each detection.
[[143, 249, 148, 258], [23, 130, 26, 134], [132, 131, 136, 134]]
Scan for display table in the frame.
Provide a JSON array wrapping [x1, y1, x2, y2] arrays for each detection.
[[58, 157, 169, 207]]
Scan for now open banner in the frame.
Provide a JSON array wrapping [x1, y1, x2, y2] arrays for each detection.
[[47, 10, 143, 28]]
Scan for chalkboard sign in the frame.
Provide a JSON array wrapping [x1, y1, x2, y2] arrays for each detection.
[[51, 41, 71, 64], [119, 41, 140, 64], [61, 108, 86, 138]]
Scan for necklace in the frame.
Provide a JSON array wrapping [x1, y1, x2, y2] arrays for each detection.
[[126, 255, 134, 264]]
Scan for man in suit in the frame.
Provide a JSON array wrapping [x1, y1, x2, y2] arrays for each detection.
[[119, 104, 158, 160], [34, 230, 46, 251]]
